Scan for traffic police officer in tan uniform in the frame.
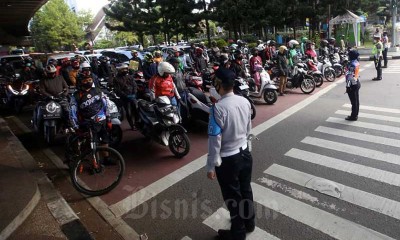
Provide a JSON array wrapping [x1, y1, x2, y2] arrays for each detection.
[[207, 68, 255, 240]]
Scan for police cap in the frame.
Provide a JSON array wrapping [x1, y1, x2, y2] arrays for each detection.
[[215, 68, 236, 87]]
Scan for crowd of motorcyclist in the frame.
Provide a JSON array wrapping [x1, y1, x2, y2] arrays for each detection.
[[0, 35, 356, 149]]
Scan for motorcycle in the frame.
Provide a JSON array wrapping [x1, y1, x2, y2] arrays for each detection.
[[180, 87, 212, 126], [284, 64, 316, 94], [184, 70, 203, 91], [32, 92, 66, 144], [305, 59, 324, 87], [134, 72, 151, 101], [246, 66, 278, 105], [233, 78, 256, 120], [317, 56, 336, 82], [329, 53, 344, 78], [6, 77, 31, 113], [107, 98, 123, 148], [136, 96, 190, 158]]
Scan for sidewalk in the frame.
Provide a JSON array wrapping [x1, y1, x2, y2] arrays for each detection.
[[0, 118, 92, 240], [358, 48, 400, 61]]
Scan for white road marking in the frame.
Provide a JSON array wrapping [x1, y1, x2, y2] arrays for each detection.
[[285, 148, 400, 187], [335, 110, 400, 123], [326, 117, 400, 134], [265, 164, 400, 220], [252, 183, 395, 240], [343, 104, 400, 114], [110, 76, 347, 217], [315, 126, 400, 148], [301, 137, 400, 166], [202, 208, 280, 240], [181, 236, 192, 240]]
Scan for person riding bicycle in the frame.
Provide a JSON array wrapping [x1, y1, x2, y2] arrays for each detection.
[[70, 76, 113, 164]]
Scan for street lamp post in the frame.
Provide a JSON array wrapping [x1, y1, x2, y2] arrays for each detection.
[[392, 0, 397, 46], [203, 0, 212, 48]]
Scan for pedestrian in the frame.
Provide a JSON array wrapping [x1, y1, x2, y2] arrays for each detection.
[[345, 49, 361, 121], [277, 45, 289, 96], [207, 67, 255, 240], [382, 31, 389, 68], [372, 34, 383, 81]]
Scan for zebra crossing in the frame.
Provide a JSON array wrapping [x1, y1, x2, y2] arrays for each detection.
[[201, 104, 400, 239], [382, 62, 400, 74]]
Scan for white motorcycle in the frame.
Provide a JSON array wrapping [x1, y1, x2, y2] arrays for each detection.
[[246, 66, 278, 105], [317, 57, 336, 82]]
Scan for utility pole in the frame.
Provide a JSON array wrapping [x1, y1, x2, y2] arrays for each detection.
[[392, 0, 397, 46]]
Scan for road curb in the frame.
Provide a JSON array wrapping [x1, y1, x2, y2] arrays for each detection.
[[6, 116, 94, 240]]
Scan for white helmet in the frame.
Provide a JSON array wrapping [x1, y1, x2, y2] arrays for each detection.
[[45, 64, 56, 73], [80, 61, 91, 69], [157, 62, 175, 76], [288, 40, 299, 48]]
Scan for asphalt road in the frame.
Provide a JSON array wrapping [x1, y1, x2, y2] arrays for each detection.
[[7, 60, 400, 240]]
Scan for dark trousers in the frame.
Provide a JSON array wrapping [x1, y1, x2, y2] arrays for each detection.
[[374, 56, 382, 79], [123, 98, 138, 129], [215, 147, 255, 240], [383, 48, 388, 67], [347, 82, 361, 118]]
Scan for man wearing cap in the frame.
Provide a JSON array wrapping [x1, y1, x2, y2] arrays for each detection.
[[207, 68, 255, 240], [372, 34, 383, 81], [129, 50, 143, 72], [382, 32, 389, 68]]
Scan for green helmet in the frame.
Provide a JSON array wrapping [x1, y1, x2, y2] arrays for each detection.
[[301, 37, 308, 43], [144, 53, 153, 63]]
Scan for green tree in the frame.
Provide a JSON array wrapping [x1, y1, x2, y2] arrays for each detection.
[[30, 0, 84, 52]]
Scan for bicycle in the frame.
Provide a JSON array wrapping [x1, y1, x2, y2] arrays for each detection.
[[65, 122, 125, 196]]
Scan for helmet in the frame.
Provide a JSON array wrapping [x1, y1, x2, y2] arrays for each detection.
[[237, 39, 243, 45], [233, 49, 242, 59], [279, 45, 287, 54], [80, 62, 91, 71], [168, 57, 180, 65], [157, 62, 175, 76], [116, 63, 129, 71], [195, 47, 203, 55], [211, 40, 217, 46], [320, 39, 329, 46], [348, 49, 359, 61], [144, 53, 153, 63], [230, 44, 238, 50], [269, 40, 276, 46], [328, 37, 336, 44], [219, 54, 229, 65], [306, 41, 315, 49], [155, 96, 171, 107], [199, 41, 205, 47], [131, 49, 138, 54], [251, 48, 259, 54], [301, 37, 308, 43], [257, 40, 263, 44], [45, 64, 57, 73], [154, 50, 162, 58], [288, 40, 299, 48]]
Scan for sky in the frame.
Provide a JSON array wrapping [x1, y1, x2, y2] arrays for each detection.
[[65, 0, 109, 15]]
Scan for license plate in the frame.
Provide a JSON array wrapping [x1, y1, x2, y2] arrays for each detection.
[[239, 85, 249, 90]]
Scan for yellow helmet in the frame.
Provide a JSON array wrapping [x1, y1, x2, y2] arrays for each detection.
[[279, 45, 287, 54]]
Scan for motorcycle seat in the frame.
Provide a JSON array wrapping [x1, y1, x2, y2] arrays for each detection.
[[138, 100, 155, 113], [188, 87, 208, 105]]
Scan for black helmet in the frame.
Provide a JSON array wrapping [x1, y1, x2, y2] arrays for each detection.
[[233, 49, 242, 59], [320, 39, 329, 46], [328, 37, 336, 44], [348, 49, 359, 61], [269, 40, 276, 46], [219, 54, 229, 65]]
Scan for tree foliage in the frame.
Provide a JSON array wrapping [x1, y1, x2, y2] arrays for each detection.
[[30, 0, 84, 52], [104, 0, 387, 43]]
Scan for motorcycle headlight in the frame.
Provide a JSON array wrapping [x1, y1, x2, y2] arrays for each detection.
[[20, 85, 29, 95], [46, 102, 60, 113], [7, 85, 18, 95], [173, 114, 180, 124]]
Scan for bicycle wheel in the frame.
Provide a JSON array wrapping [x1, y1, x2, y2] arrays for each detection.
[[70, 146, 125, 196]]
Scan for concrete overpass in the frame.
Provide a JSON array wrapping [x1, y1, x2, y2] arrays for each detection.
[[0, 0, 48, 46]]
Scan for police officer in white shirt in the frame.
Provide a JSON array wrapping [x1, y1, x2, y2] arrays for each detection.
[[207, 68, 255, 240]]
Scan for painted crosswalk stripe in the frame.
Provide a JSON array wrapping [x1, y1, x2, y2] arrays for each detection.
[[202, 208, 280, 240], [252, 183, 394, 240], [301, 137, 400, 166], [343, 104, 400, 114], [264, 164, 400, 221], [326, 117, 400, 134], [335, 110, 400, 123], [285, 148, 400, 187], [315, 126, 400, 148]]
